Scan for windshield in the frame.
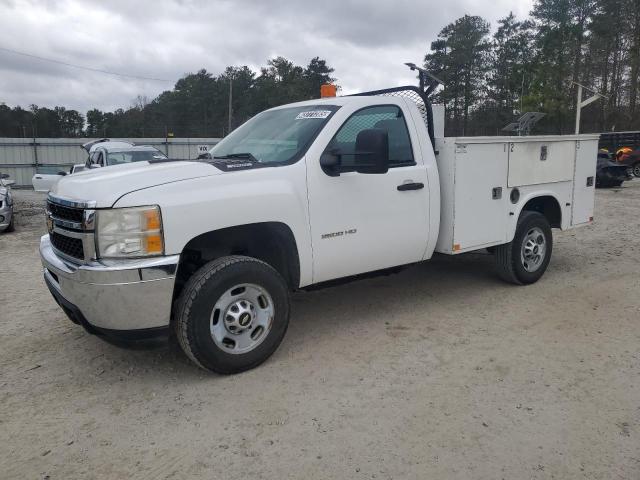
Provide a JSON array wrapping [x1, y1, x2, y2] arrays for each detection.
[[209, 105, 339, 164], [107, 149, 167, 165]]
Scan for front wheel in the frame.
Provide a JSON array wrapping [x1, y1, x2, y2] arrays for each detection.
[[633, 163, 640, 178], [495, 211, 552, 285], [174, 255, 290, 374]]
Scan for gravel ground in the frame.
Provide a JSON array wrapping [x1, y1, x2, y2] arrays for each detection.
[[1, 183, 639, 480]]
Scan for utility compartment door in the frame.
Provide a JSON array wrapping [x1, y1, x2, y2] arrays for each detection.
[[508, 140, 575, 187], [571, 139, 598, 225], [453, 142, 509, 249]]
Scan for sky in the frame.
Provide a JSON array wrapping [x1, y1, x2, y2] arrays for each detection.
[[0, 0, 534, 114]]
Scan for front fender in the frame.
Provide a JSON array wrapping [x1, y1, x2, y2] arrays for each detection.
[[114, 161, 314, 286]]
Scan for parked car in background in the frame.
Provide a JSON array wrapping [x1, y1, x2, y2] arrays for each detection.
[[596, 150, 632, 188], [83, 139, 167, 169], [31, 140, 168, 192], [615, 147, 640, 177], [0, 173, 15, 233], [32, 164, 86, 192], [598, 131, 640, 177]]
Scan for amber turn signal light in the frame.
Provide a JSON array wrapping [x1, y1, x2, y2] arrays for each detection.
[[320, 84, 337, 98]]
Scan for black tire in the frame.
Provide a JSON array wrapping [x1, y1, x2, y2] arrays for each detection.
[[633, 163, 640, 178], [495, 211, 553, 285], [174, 255, 290, 374], [5, 214, 14, 232]]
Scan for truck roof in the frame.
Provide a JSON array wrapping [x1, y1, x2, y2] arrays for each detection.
[[270, 96, 403, 109]]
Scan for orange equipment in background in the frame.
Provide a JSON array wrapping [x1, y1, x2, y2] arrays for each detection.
[[616, 147, 633, 162]]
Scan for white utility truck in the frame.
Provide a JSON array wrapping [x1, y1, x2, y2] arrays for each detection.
[[40, 67, 598, 374]]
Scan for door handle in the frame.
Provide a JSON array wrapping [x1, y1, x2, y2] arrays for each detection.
[[397, 182, 424, 191]]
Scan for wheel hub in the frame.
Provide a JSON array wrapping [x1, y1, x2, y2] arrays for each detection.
[[224, 300, 256, 334], [210, 283, 274, 354], [521, 227, 546, 273]]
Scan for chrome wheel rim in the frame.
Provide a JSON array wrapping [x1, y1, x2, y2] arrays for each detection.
[[521, 227, 547, 273], [210, 283, 274, 354]]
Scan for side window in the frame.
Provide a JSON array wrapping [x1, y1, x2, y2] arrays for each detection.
[[89, 151, 104, 167], [107, 153, 129, 165], [326, 105, 415, 169]]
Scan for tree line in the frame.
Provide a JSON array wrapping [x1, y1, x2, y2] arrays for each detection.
[[426, 0, 640, 135], [1, 0, 638, 138], [0, 56, 335, 138]]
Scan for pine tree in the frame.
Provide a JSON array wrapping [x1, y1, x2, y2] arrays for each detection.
[[424, 15, 491, 135]]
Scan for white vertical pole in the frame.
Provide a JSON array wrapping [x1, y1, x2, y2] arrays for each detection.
[[575, 84, 582, 134], [228, 78, 233, 135]]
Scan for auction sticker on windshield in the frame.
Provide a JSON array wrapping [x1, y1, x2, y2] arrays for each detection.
[[295, 110, 332, 120]]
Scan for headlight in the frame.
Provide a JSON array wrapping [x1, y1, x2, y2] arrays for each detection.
[[96, 205, 164, 258]]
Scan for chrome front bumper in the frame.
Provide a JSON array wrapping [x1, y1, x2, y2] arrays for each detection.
[[40, 234, 179, 333]]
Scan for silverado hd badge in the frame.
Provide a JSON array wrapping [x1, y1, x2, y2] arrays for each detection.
[[321, 228, 357, 240]]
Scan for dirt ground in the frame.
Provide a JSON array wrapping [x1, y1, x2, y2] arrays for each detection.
[[1, 182, 639, 480]]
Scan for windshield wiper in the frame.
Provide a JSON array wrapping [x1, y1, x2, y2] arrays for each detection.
[[213, 153, 259, 162]]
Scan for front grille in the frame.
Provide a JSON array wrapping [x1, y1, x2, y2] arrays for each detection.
[[50, 231, 84, 260], [47, 201, 84, 223]]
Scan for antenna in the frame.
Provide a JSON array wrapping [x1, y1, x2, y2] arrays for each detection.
[[404, 63, 444, 96]]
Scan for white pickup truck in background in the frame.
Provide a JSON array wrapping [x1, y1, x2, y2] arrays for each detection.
[[32, 163, 86, 192], [40, 68, 598, 374], [32, 139, 168, 192]]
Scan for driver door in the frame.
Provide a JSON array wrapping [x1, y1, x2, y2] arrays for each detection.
[[306, 104, 430, 283]]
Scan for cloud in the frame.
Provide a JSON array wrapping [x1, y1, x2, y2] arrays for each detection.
[[0, 0, 534, 113]]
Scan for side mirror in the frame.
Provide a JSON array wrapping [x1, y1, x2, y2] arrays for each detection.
[[0, 173, 9, 179], [89, 163, 102, 169], [197, 152, 212, 160], [320, 149, 341, 177], [354, 128, 389, 174], [320, 129, 390, 177], [57, 171, 67, 176]]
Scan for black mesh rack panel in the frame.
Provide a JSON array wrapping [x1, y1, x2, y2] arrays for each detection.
[[349, 86, 435, 147]]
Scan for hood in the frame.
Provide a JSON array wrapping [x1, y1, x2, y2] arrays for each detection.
[[50, 160, 222, 207]]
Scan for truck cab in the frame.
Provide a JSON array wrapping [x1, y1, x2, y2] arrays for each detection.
[[40, 74, 598, 375]]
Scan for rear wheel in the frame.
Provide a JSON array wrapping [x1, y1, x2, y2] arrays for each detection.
[[174, 255, 290, 374], [633, 163, 640, 178], [495, 211, 552, 285]]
